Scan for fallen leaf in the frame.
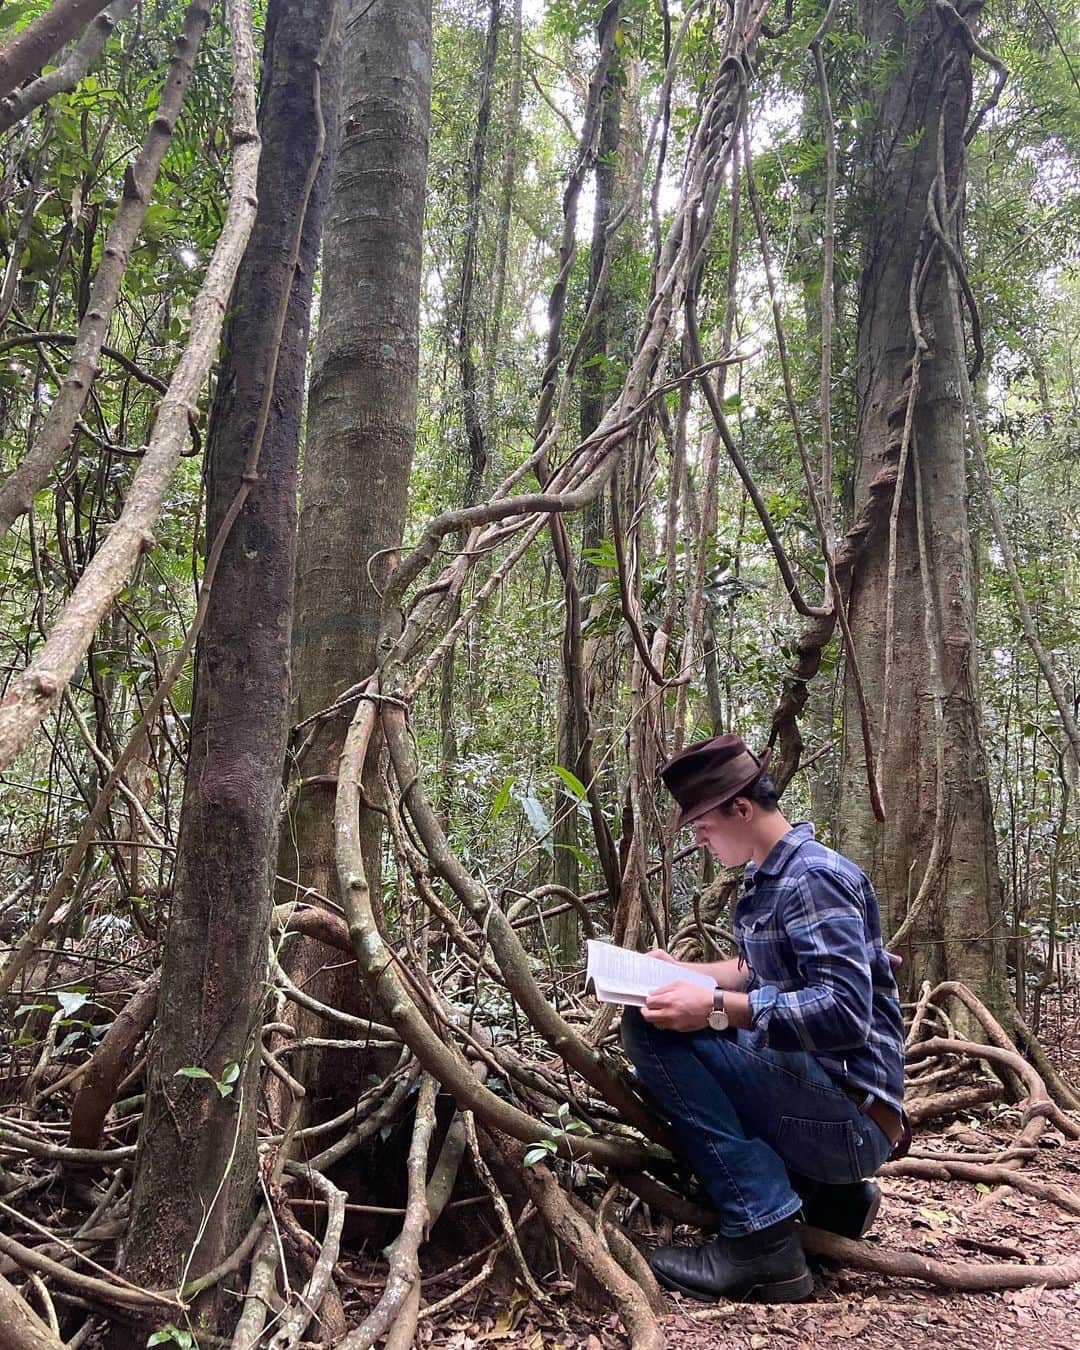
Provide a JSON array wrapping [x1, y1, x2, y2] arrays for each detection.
[[1007, 1284, 1046, 1307], [832, 1315, 869, 1339]]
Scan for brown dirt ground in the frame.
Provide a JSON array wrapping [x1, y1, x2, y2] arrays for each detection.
[[413, 1096, 1080, 1350]]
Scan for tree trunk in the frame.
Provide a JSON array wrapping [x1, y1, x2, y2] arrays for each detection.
[[458, 0, 500, 507], [551, 33, 627, 960], [279, 0, 432, 1101], [485, 0, 523, 420], [439, 0, 502, 827], [119, 0, 341, 1316], [839, 0, 1008, 1011], [0, 0, 116, 101]]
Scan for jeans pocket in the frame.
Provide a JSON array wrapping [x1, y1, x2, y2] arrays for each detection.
[[775, 1114, 862, 1184]]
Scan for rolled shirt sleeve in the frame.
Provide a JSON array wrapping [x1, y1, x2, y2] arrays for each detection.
[[746, 866, 874, 1053]]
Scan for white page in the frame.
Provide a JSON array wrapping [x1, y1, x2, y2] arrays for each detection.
[[585, 939, 717, 1006]]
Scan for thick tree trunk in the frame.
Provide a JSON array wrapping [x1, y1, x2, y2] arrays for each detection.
[[119, 0, 341, 1315], [839, 1, 1008, 1010], [279, 0, 432, 1099]]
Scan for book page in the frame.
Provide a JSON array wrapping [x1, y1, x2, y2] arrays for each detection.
[[584, 939, 717, 1006]]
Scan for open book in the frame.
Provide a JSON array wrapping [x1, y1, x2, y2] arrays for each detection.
[[585, 939, 717, 1007]]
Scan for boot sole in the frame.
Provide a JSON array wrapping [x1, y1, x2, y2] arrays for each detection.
[[652, 1265, 815, 1305]]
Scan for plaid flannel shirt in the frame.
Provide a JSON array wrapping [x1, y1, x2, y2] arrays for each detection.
[[736, 822, 906, 1114]]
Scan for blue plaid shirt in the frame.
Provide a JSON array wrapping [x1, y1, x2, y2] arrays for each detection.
[[736, 823, 905, 1114]]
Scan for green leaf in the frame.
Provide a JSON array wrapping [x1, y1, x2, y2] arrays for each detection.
[[581, 539, 618, 569], [0, 5, 34, 33], [552, 765, 587, 799], [174, 1066, 213, 1081], [554, 843, 592, 868], [221, 1062, 240, 1086], [146, 1326, 194, 1349], [491, 774, 515, 822]]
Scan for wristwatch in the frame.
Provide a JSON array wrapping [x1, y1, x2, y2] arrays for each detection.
[[707, 989, 729, 1031]]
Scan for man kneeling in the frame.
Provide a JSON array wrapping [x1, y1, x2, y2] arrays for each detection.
[[622, 734, 906, 1303]]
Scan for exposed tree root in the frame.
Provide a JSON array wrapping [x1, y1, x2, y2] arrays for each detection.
[[800, 1225, 1080, 1291], [882, 1158, 1080, 1214], [907, 1037, 1080, 1142], [337, 1074, 438, 1350], [265, 1163, 346, 1350], [928, 980, 1078, 1109], [0, 1271, 66, 1350], [227, 1232, 278, 1350], [0, 1228, 180, 1317], [904, 1082, 1002, 1124], [67, 970, 159, 1152], [491, 1130, 665, 1350]]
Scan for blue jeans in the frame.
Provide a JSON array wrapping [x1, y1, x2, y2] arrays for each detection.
[[621, 1008, 892, 1237]]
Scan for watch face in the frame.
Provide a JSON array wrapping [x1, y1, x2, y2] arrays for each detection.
[[708, 1009, 729, 1031]]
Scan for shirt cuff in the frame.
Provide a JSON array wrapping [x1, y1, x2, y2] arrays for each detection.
[[747, 985, 775, 1031]]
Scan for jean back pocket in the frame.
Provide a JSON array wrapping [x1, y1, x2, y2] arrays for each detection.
[[775, 1113, 863, 1184]]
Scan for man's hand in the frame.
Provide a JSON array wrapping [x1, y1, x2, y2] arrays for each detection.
[[640, 980, 714, 1032], [646, 948, 679, 964]]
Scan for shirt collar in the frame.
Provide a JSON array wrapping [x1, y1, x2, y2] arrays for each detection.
[[745, 821, 816, 882]]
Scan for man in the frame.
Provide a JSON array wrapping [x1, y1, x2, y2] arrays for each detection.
[[621, 733, 906, 1304]]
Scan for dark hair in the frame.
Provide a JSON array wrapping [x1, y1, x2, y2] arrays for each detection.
[[720, 772, 781, 814]]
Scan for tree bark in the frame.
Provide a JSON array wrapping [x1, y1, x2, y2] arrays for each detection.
[[0, 0, 134, 136], [839, 0, 1008, 1009], [0, 1273, 66, 1350], [458, 0, 500, 508], [0, 0, 116, 101], [118, 0, 341, 1317], [279, 0, 432, 1099]]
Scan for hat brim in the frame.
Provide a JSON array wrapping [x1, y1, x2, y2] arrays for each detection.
[[674, 748, 772, 829]]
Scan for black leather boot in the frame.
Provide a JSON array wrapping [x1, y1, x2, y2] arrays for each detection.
[[649, 1217, 814, 1304], [788, 1174, 882, 1239]]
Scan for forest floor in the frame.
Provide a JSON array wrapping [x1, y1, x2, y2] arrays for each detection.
[[407, 1135, 1080, 1350], [399, 997, 1080, 1350]]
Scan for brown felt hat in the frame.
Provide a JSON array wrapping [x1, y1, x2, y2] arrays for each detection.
[[659, 734, 772, 828]]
